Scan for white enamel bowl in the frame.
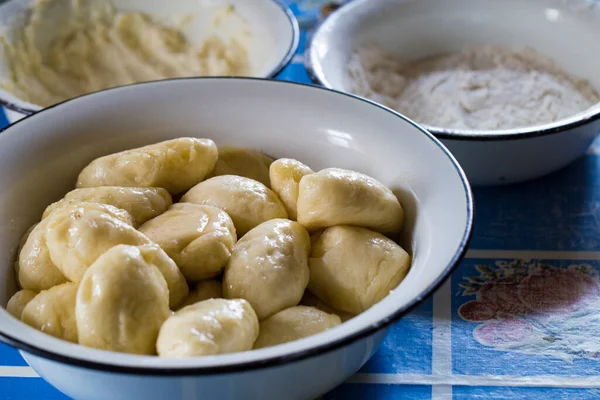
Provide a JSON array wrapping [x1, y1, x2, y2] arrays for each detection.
[[0, 78, 472, 400], [306, 0, 600, 186], [0, 0, 298, 123]]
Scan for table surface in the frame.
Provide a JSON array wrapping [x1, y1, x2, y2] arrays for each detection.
[[2, 1, 600, 399]]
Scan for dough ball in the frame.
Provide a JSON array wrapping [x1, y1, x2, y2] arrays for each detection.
[[13, 223, 38, 287], [61, 201, 136, 226], [43, 186, 172, 227], [47, 201, 135, 226], [132, 244, 189, 309], [44, 204, 150, 283], [139, 204, 236, 282], [254, 306, 341, 349], [300, 290, 354, 322], [18, 202, 135, 291], [181, 175, 288, 236], [210, 147, 273, 187], [223, 219, 310, 320], [76, 245, 171, 354], [269, 158, 314, 220], [6, 289, 37, 319], [297, 168, 404, 234], [178, 280, 223, 309], [157, 298, 258, 357], [16, 223, 36, 258], [17, 221, 68, 291], [76, 138, 218, 195], [21, 283, 78, 343], [308, 226, 410, 314]]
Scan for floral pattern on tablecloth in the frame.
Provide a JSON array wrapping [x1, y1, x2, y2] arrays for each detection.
[[458, 259, 600, 363]]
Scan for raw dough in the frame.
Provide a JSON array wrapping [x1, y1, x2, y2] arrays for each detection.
[[139, 203, 236, 282], [348, 45, 600, 130], [43, 186, 172, 227], [254, 306, 341, 349], [76, 138, 218, 195], [13, 223, 37, 287], [6, 289, 37, 319], [297, 168, 403, 234], [1, 0, 250, 106], [308, 226, 411, 314], [300, 290, 354, 322], [17, 221, 68, 292], [178, 279, 223, 309], [223, 218, 310, 320], [128, 244, 189, 310], [76, 245, 171, 355], [21, 283, 78, 343], [18, 202, 133, 291], [43, 205, 190, 310], [157, 298, 259, 357], [210, 147, 274, 188], [269, 158, 314, 220], [44, 204, 150, 283], [181, 175, 288, 236]]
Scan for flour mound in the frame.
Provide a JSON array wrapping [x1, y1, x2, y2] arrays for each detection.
[[347, 45, 600, 130]]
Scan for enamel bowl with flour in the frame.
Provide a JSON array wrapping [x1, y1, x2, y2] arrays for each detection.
[[307, 0, 600, 185], [0, 0, 298, 122]]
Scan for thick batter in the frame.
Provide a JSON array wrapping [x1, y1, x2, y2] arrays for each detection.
[[347, 45, 600, 130], [1, 0, 249, 106]]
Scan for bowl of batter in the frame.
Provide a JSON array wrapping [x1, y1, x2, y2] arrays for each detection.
[[0, 0, 299, 122], [306, 0, 600, 185]]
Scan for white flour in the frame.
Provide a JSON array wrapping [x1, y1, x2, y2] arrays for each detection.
[[347, 45, 600, 130]]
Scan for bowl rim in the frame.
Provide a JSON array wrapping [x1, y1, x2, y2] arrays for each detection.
[[304, 0, 600, 142], [0, 0, 300, 117], [0, 77, 474, 375]]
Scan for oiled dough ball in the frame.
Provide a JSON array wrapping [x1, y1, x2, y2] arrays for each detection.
[[14, 223, 36, 281], [254, 306, 341, 349], [76, 138, 218, 195], [21, 283, 78, 342], [13, 224, 37, 288], [44, 204, 149, 283], [132, 244, 189, 309], [17, 222, 67, 291], [297, 168, 404, 234], [18, 202, 133, 291], [139, 204, 236, 282], [308, 226, 410, 314], [223, 219, 310, 319], [157, 298, 258, 357], [6, 289, 37, 319], [17, 224, 35, 253], [57, 201, 135, 226], [76, 245, 171, 354], [269, 158, 314, 220], [181, 175, 288, 236], [300, 290, 354, 322], [210, 147, 274, 187], [43, 186, 172, 226], [178, 280, 223, 309]]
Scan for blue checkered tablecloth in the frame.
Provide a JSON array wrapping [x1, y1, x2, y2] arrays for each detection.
[[2, 1, 600, 399]]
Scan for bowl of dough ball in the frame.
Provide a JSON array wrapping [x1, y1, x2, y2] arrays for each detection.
[[306, 0, 600, 186], [0, 0, 298, 123], [0, 78, 472, 400]]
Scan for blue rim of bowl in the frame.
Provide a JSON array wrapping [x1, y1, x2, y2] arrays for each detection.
[[0, 0, 300, 117], [0, 77, 474, 376], [303, 0, 600, 142]]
